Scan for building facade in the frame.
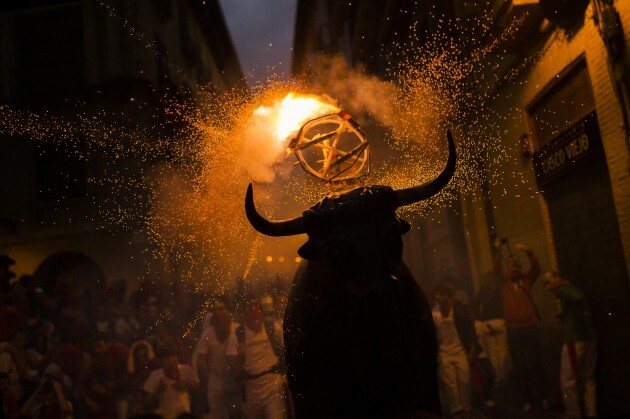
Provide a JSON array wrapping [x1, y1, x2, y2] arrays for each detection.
[[485, 1, 630, 414], [0, 0, 244, 294], [293, 0, 630, 414]]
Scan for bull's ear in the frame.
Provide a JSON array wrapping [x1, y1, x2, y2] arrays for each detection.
[[399, 219, 411, 234], [297, 240, 322, 261]]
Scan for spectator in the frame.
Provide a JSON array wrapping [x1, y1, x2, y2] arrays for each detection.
[[472, 320, 496, 408], [0, 297, 23, 348], [229, 298, 287, 419], [144, 342, 199, 419], [494, 241, 548, 413], [115, 302, 141, 345], [139, 304, 162, 340], [129, 280, 162, 313], [79, 332, 131, 419], [474, 271, 510, 387], [92, 305, 112, 336], [543, 271, 597, 419], [26, 333, 50, 372], [128, 339, 159, 416], [40, 329, 87, 386], [432, 282, 478, 418], [194, 300, 242, 419], [1, 328, 34, 403], [147, 322, 191, 366], [24, 296, 55, 342], [19, 364, 73, 419], [6, 327, 43, 401]]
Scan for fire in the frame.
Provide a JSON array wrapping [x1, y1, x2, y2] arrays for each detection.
[[239, 92, 340, 183], [253, 93, 340, 144]]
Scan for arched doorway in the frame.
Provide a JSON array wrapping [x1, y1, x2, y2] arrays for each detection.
[[32, 251, 105, 306]]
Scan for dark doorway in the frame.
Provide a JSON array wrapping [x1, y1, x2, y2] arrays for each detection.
[[543, 133, 630, 416]]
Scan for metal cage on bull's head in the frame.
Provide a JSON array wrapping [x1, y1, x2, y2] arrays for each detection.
[[287, 110, 370, 183]]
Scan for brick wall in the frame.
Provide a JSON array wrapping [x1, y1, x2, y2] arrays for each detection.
[[589, 0, 630, 278], [482, 2, 630, 414], [486, 0, 630, 293]]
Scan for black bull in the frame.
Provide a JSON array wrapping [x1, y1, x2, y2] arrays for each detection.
[[245, 132, 456, 418]]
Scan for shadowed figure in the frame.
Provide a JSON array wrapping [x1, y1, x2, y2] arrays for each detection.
[[245, 132, 456, 419]]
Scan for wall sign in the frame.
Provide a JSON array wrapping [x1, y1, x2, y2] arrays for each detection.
[[532, 112, 603, 186]]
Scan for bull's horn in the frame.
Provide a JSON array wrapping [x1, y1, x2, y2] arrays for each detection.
[[394, 130, 457, 208], [245, 183, 306, 236]]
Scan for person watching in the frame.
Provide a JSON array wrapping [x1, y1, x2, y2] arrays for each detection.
[[543, 271, 597, 419]]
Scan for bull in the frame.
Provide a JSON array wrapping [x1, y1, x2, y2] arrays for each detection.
[[245, 132, 456, 418]]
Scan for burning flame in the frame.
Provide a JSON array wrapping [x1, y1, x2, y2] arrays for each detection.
[[253, 93, 340, 144], [239, 92, 340, 183]]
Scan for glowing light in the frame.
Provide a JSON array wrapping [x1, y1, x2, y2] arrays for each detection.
[[0, 4, 548, 335], [253, 93, 339, 144], [278, 256, 285, 262]]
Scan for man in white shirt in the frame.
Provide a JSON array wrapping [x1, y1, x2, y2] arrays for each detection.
[[195, 301, 242, 419], [144, 342, 199, 419], [228, 299, 286, 419], [432, 282, 478, 418]]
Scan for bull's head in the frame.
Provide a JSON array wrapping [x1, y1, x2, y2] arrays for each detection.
[[245, 131, 456, 286]]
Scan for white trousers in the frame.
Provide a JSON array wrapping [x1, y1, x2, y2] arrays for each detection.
[[482, 319, 510, 384], [242, 373, 287, 419], [207, 388, 228, 419], [439, 351, 471, 414], [561, 341, 597, 418]]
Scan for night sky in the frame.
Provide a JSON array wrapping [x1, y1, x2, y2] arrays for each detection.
[[219, 0, 297, 86]]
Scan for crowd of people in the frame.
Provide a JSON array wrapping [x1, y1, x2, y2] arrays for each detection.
[[0, 239, 599, 419], [431, 241, 598, 419], [0, 259, 291, 419]]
